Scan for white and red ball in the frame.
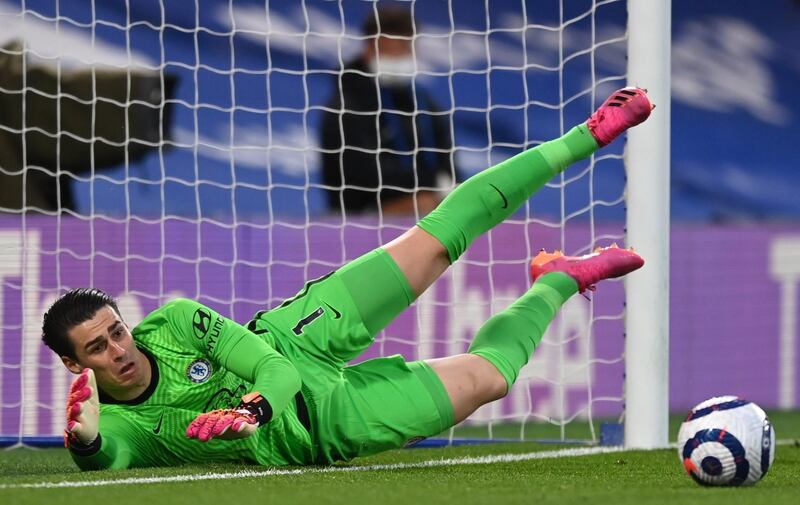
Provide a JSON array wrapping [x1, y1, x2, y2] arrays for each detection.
[[677, 396, 775, 486]]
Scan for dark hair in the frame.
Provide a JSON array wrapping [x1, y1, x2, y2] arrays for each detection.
[[42, 288, 121, 359], [362, 5, 414, 37]]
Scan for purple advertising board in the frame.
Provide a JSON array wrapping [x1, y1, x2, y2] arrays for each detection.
[[1, 216, 798, 438]]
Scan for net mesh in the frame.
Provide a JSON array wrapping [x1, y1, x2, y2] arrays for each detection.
[[0, 0, 629, 444]]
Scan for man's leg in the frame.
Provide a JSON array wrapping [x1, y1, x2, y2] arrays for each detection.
[[308, 247, 644, 464], [263, 87, 652, 420], [313, 355, 455, 463], [428, 246, 645, 423], [252, 248, 416, 365], [293, 143, 579, 346], [383, 121, 596, 298], [385, 87, 653, 297]]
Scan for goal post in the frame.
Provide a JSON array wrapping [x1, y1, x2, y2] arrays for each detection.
[[625, 0, 671, 449]]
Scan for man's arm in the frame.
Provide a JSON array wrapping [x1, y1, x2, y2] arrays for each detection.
[[68, 414, 148, 470], [159, 298, 301, 427], [64, 369, 151, 470]]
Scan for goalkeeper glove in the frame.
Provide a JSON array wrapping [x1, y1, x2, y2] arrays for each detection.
[[185, 392, 270, 442], [64, 368, 100, 448]]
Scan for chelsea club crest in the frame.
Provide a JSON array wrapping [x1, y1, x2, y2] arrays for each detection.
[[186, 359, 213, 383]]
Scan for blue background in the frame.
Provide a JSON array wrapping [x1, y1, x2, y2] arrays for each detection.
[[2, 0, 797, 221]]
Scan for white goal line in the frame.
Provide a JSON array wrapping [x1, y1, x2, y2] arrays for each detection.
[[1, 446, 626, 490]]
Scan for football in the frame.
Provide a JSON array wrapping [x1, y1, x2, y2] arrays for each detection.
[[677, 396, 775, 486]]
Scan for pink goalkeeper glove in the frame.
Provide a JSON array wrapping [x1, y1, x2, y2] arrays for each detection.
[[64, 368, 100, 447], [186, 392, 270, 442], [185, 408, 258, 442]]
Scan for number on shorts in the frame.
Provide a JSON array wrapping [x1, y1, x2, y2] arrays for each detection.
[[292, 307, 324, 335]]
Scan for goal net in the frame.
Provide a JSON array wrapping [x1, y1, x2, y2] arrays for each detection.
[[0, 0, 647, 446]]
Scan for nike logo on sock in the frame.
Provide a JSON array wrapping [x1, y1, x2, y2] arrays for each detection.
[[488, 183, 508, 209], [323, 302, 342, 319]]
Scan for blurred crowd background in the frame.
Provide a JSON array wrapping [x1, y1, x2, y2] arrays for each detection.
[[1, 0, 796, 221]]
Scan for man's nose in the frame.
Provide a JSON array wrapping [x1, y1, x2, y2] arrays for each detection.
[[110, 341, 126, 359]]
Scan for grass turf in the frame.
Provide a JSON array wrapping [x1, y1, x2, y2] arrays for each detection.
[[2, 413, 799, 505]]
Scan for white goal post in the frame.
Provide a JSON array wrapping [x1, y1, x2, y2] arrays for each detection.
[[625, 0, 671, 449]]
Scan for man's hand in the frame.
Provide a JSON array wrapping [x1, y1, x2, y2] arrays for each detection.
[[186, 391, 270, 442], [185, 409, 258, 442], [64, 368, 100, 447]]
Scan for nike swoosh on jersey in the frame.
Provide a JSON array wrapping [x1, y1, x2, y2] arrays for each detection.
[[153, 412, 165, 434], [488, 183, 509, 209], [323, 302, 342, 319]]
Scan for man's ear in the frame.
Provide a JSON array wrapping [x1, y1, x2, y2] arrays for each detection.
[[61, 355, 83, 375]]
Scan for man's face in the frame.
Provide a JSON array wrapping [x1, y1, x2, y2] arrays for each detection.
[[376, 35, 412, 59], [62, 305, 146, 394], [365, 34, 412, 62]]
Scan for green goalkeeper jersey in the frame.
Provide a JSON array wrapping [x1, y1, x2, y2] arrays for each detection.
[[69, 298, 314, 470]]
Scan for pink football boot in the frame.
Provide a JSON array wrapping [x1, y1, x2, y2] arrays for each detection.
[[587, 87, 654, 147], [530, 245, 644, 293]]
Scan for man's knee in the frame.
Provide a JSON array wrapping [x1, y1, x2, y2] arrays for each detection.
[[428, 354, 507, 423], [467, 354, 508, 402], [383, 226, 450, 297]]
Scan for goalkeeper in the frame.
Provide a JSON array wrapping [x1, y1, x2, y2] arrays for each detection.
[[43, 87, 653, 470]]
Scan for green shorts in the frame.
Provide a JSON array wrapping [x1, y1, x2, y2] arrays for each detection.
[[248, 248, 455, 463]]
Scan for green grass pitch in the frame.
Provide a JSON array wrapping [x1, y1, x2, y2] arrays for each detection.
[[2, 413, 799, 505]]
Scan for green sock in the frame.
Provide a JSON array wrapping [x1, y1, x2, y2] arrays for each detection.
[[467, 272, 578, 389], [418, 124, 597, 262]]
